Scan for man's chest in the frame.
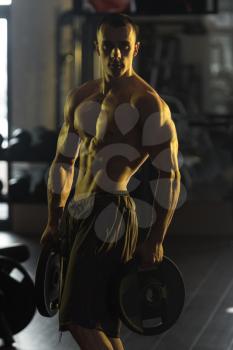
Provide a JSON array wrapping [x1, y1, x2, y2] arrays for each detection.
[[74, 92, 141, 143]]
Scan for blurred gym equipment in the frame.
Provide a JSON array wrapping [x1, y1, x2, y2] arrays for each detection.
[[0, 244, 36, 347]]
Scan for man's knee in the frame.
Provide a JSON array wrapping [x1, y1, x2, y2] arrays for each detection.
[[67, 324, 114, 350]]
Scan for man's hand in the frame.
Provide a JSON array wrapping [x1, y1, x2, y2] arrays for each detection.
[[40, 223, 60, 246], [134, 239, 164, 269]]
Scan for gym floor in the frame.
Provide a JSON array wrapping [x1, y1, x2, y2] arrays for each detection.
[[1, 231, 233, 350]]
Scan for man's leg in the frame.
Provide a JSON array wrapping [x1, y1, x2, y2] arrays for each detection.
[[68, 324, 114, 350]]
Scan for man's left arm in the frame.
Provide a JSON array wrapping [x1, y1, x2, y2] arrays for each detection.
[[135, 94, 181, 265]]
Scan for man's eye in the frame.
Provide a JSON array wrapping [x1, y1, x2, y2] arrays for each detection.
[[122, 45, 130, 50], [103, 44, 111, 51]]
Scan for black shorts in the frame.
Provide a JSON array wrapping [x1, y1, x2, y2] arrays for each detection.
[[58, 190, 138, 338]]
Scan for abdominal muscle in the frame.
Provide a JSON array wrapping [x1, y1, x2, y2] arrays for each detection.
[[73, 136, 147, 200], [74, 154, 132, 199]]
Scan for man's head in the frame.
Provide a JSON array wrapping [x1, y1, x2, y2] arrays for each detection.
[[95, 14, 140, 78]]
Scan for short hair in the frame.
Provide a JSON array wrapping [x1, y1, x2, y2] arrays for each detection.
[[96, 13, 139, 41]]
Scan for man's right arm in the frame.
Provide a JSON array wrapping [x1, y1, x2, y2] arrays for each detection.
[[40, 88, 82, 245]]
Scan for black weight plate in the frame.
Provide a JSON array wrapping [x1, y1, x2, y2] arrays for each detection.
[[0, 243, 30, 263], [35, 244, 60, 317], [118, 256, 185, 335], [0, 255, 36, 335]]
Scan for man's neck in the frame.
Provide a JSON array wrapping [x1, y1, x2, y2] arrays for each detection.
[[100, 71, 135, 95]]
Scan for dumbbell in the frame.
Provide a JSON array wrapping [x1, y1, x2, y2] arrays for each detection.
[[0, 244, 36, 346], [9, 174, 31, 201], [35, 242, 185, 336], [6, 128, 32, 160]]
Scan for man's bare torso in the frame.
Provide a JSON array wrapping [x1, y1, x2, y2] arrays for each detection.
[[72, 74, 159, 199]]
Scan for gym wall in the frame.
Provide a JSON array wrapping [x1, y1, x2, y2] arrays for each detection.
[[10, 0, 71, 131]]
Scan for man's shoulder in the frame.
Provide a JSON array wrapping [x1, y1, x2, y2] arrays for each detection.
[[133, 89, 161, 116], [68, 79, 101, 105], [64, 79, 100, 121], [130, 76, 161, 109], [131, 80, 171, 123]]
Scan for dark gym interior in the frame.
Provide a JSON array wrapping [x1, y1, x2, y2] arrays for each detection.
[[0, 0, 233, 349]]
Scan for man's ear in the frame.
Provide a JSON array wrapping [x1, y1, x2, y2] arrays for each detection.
[[94, 40, 100, 56], [133, 42, 140, 57]]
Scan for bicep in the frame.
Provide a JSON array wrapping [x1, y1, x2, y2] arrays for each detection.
[[54, 88, 84, 164], [54, 121, 81, 165], [150, 137, 180, 176], [141, 111, 180, 175]]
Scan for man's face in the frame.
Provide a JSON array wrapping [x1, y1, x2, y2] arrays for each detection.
[[96, 23, 140, 78]]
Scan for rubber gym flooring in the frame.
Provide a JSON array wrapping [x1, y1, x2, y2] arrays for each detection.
[[1, 231, 233, 350]]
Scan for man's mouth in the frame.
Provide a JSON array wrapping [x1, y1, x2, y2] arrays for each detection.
[[110, 62, 123, 70]]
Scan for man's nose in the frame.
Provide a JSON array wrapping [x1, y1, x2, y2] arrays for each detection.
[[110, 47, 121, 60]]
